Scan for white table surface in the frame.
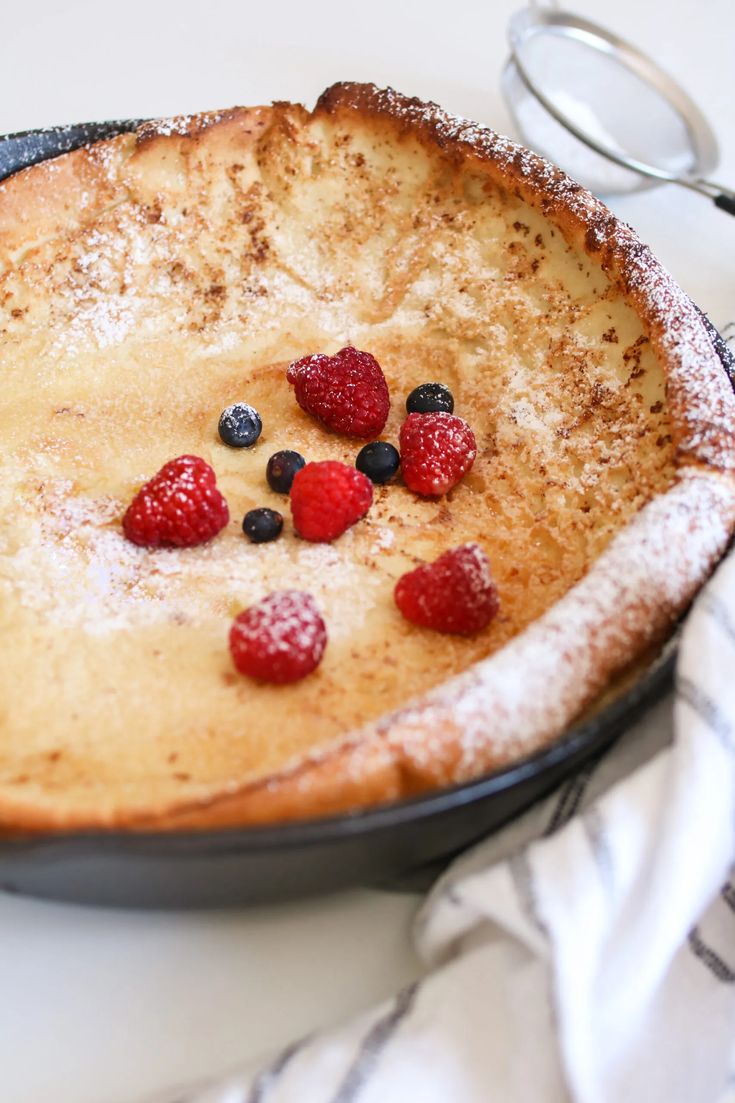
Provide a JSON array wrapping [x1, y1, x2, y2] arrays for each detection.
[[0, 2, 732, 1101]]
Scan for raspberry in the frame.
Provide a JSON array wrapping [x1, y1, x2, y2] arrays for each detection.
[[394, 543, 499, 635], [399, 412, 477, 496], [122, 455, 229, 548], [229, 590, 327, 683], [287, 346, 390, 438], [290, 460, 373, 542]]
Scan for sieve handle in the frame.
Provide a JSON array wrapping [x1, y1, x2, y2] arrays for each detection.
[[681, 177, 735, 216], [714, 193, 735, 218]]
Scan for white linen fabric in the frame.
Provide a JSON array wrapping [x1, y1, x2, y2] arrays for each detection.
[[156, 354, 735, 1103]]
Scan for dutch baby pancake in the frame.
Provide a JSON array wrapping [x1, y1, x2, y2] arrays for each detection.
[[1, 83, 734, 833]]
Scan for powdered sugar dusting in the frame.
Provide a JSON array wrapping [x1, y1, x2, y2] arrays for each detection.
[[377, 471, 735, 779], [137, 112, 226, 140], [60, 292, 137, 351], [6, 482, 381, 639], [215, 473, 735, 816], [368, 523, 395, 553], [230, 590, 327, 682], [49, 224, 144, 353]]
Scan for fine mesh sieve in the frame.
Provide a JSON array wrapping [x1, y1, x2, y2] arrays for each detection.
[[502, 4, 735, 213]]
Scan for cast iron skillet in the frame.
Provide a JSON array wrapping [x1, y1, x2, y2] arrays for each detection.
[[0, 120, 730, 909]]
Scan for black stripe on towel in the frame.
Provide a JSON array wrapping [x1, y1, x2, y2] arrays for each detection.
[[445, 883, 464, 907], [543, 758, 600, 837], [688, 928, 735, 983], [583, 806, 615, 893], [676, 677, 735, 754], [509, 850, 549, 938], [509, 851, 561, 1033], [722, 879, 735, 915], [700, 592, 735, 647], [328, 982, 420, 1103], [246, 1037, 310, 1103]]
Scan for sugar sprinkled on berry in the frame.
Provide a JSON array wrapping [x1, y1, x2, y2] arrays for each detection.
[[394, 543, 499, 635], [122, 455, 229, 548], [218, 403, 263, 448], [399, 412, 477, 496], [229, 590, 327, 683], [406, 382, 454, 415], [287, 347, 390, 438]]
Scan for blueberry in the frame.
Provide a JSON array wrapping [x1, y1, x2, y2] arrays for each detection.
[[266, 449, 306, 494], [218, 403, 262, 448], [242, 507, 283, 543], [355, 441, 400, 484], [406, 382, 454, 415]]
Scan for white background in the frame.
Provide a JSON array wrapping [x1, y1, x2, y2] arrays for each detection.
[[0, 2, 733, 1101]]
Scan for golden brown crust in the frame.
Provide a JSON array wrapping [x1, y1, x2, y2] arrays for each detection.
[[1, 84, 734, 835], [313, 83, 735, 473]]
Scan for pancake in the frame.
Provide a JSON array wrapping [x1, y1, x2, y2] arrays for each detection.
[[1, 83, 734, 833]]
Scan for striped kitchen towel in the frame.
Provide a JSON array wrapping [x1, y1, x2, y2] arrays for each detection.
[[158, 418, 735, 1099]]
